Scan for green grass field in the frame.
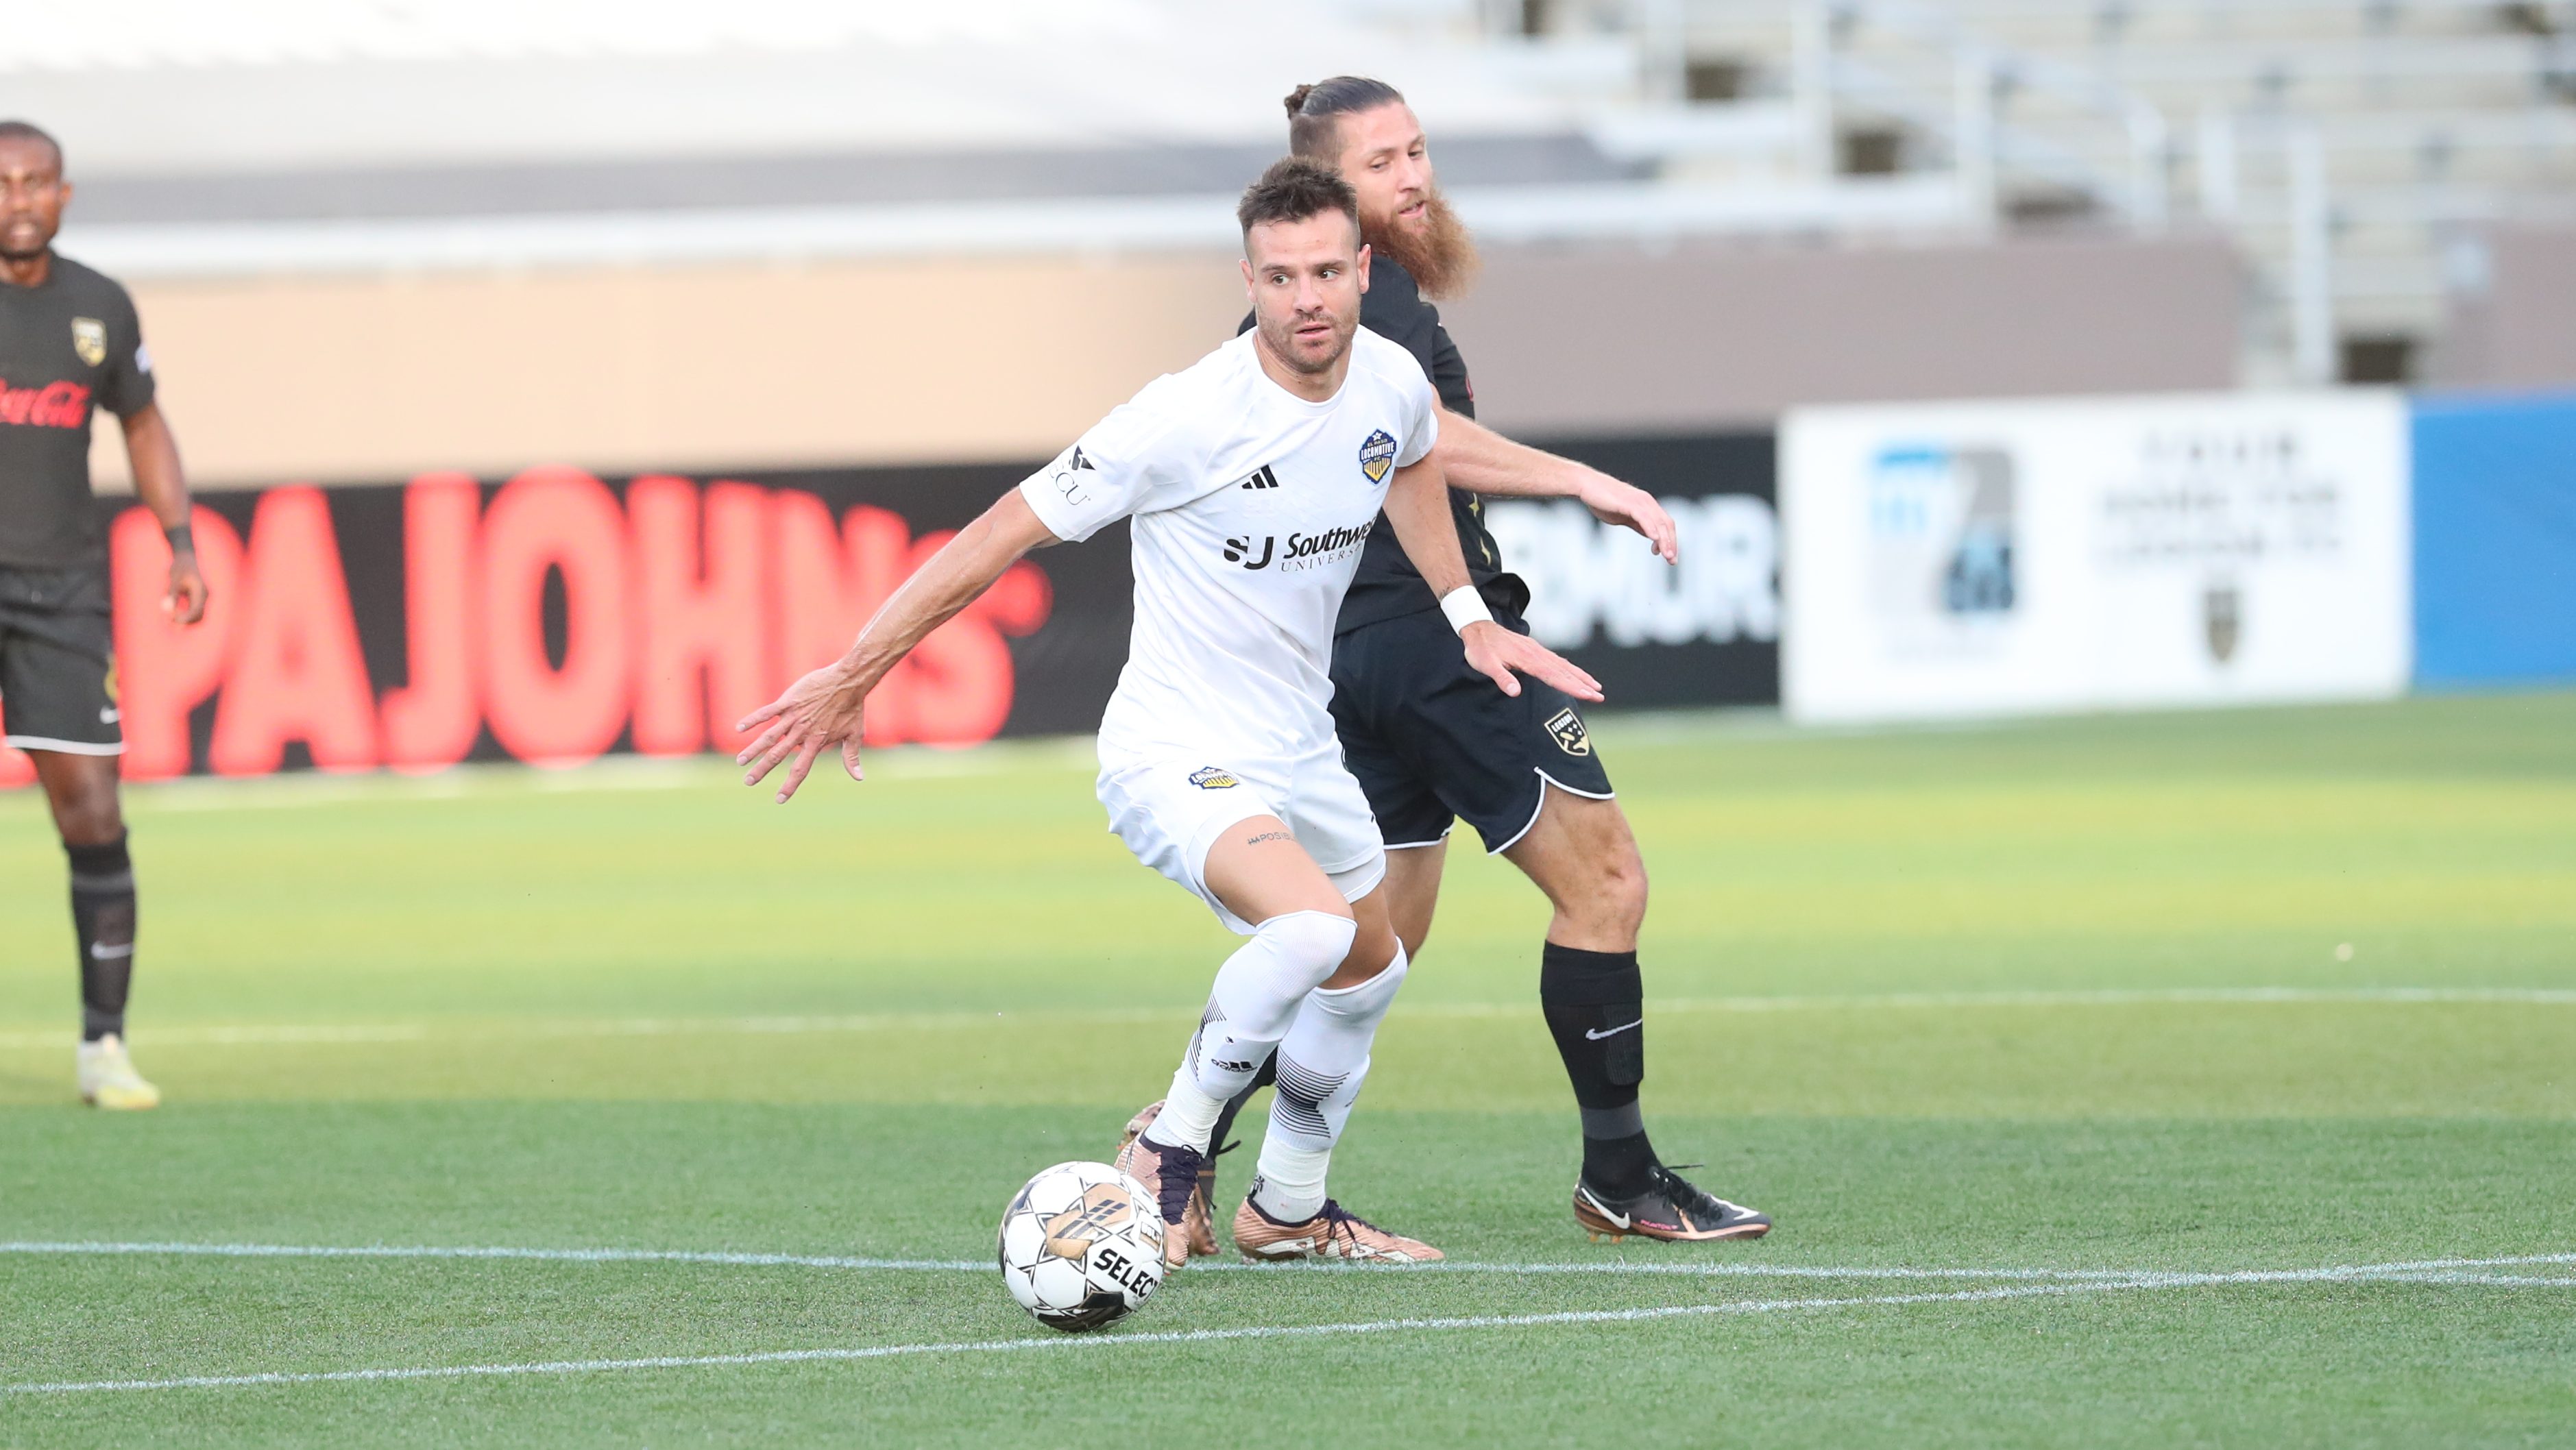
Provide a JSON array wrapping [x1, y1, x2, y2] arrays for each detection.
[[4, 693, 2573, 1447]]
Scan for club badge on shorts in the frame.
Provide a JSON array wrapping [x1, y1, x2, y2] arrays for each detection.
[[1187, 766, 1239, 789], [1545, 707, 1593, 757], [1358, 429, 1397, 484], [71, 318, 108, 367]]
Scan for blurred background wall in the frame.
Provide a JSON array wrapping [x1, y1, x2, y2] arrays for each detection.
[[3, 0, 2569, 781]]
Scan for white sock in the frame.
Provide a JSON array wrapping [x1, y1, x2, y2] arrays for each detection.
[[1248, 1143, 1331, 1224], [1252, 944, 1409, 1221], [1150, 1074, 1229, 1155], [1143, 909, 1356, 1154]]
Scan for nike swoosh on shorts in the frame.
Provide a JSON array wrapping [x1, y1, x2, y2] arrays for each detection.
[[1584, 1020, 1642, 1041]]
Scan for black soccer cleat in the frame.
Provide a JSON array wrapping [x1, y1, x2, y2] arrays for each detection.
[[1574, 1164, 1771, 1243]]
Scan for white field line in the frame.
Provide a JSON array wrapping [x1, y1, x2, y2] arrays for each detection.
[[9, 1259, 2573, 1397], [5, 987, 2573, 1051], [7, 1240, 2573, 1286]]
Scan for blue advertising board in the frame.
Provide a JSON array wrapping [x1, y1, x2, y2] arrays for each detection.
[[2412, 393, 2576, 687]]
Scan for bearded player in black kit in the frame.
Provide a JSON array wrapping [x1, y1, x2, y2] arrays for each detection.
[[1150, 79, 1769, 1248], [1, 120, 208, 1110]]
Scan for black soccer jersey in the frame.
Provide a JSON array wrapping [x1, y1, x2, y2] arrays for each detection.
[[1238, 255, 1525, 635], [0, 254, 156, 568]]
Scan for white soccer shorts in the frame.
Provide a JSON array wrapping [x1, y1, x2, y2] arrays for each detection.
[[1096, 744, 1387, 935]]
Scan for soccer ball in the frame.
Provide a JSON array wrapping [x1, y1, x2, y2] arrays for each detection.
[[997, 1160, 1167, 1332]]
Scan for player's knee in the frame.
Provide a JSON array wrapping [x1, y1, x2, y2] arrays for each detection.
[[1392, 916, 1433, 964], [1326, 915, 1401, 987], [1256, 908, 1360, 995], [51, 784, 123, 847], [1596, 846, 1649, 934], [1322, 937, 1409, 1011]]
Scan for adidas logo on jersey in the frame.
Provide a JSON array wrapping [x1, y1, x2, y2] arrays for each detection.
[[1238, 464, 1280, 491]]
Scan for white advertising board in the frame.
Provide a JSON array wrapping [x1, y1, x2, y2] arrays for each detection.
[[1781, 391, 2412, 724]]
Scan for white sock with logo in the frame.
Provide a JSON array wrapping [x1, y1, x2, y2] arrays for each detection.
[[1251, 944, 1409, 1222], [1143, 909, 1356, 1155]]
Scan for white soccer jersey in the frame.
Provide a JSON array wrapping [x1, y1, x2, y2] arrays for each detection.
[[1019, 327, 1439, 763]]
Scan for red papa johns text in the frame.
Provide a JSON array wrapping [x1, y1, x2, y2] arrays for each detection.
[[0, 469, 1052, 783]]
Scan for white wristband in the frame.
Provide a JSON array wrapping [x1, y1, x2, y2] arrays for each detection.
[[1438, 585, 1493, 635]]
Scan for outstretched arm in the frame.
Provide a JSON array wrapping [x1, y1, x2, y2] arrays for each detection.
[[736, 488, 1059, 802], [1381, 455, 1603, 704], [1431, 408, 1677, 565]]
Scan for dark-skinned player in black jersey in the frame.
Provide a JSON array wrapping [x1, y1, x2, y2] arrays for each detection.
[[1, 120, 208, 1110], [1124, 79, 1769, 1250]]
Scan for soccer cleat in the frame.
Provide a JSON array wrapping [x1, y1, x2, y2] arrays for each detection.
[[76, 1034, 160, 1111], [1232, 1196, 1444, 1264], [1113, 1101, 1209, 1268], [1574, 1164, 1769, 1243]]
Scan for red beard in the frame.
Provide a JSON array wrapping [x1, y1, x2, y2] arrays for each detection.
[[1365, 190, 1481, 302]]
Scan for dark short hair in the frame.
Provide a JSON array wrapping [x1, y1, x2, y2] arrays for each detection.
[[0, 120, 64, 170], [1284, 77, 1406, 160], [1236, 156, 1360, 241]]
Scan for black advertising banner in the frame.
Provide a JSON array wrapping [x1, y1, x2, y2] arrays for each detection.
[[65, 463, 1133, 783], [21, 433, 1777, 785], [1485, 430, 1779, 709]]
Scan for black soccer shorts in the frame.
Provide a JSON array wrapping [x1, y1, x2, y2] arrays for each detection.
[[1330, 604, 1615, 855], [0, 564, 123, 756]]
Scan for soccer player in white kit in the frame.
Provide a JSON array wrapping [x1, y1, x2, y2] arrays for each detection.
[[738, 159, 1601, 1267]]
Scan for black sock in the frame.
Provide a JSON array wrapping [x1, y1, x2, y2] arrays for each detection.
[[1541, 942, 1658, 1197], [1207, 1053, 1277, 1185], [69, 834, 136, 1043]]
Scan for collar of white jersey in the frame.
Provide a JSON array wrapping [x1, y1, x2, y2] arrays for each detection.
[[1231, 328, 1370, 415]]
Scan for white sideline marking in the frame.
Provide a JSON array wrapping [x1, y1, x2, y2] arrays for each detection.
[[7, 1240, 2573, 1286], [8, 1259, 2571, 1397], [5, 986, 2572, 1051]]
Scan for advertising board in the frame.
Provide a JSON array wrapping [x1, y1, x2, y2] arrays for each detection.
[[1780, 391, 2412, 724], [1483, 432, 1779, 709], [0, 431, 1783, 785], [2412, 392, 2576, 688]]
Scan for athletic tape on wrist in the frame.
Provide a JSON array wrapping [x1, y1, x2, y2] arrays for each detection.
[[1439, 585, 1492, 635]]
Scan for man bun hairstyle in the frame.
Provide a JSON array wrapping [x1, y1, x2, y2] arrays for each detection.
[[1237, 156, 1361, 239], [1284, 76, 1406, 160]]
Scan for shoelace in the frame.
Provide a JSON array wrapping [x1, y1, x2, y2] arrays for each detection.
[[1315, 1199, 1395, 1254], [1152, 1142, 1206, 1227], [1649, 1164, 1738, 1220]]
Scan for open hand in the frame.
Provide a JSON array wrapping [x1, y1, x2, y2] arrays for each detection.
[[1461, 620, 1603, 703], [734, 662, 871, 804], [1577, 474, 1679, 565]]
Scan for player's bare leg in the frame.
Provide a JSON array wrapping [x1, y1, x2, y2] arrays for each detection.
[[1502, 786, 1645, 952], [33, 750, 156, 1109], [1378, 838, 1447, 961], [1506, 788, 1766, 1241]]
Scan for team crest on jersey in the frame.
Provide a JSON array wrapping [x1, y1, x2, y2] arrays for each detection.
[[1545, 707, 1593, 757], [71, 318, 107, 367], [1358, 429, 1397, 484], [1187, 766, 1239, 789]]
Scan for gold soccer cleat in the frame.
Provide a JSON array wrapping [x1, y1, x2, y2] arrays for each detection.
[[77, 1034, 161, 1111], [1113, 1100, 1211, 1268], [1231, 1196, 1443, 1264]]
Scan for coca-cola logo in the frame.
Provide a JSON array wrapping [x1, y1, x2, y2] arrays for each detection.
[[0, 378, 90, 429]]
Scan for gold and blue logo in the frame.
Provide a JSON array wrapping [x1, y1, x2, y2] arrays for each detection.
[[1358, 429, 1397, 484], [1187, 766, 1239, 789]]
